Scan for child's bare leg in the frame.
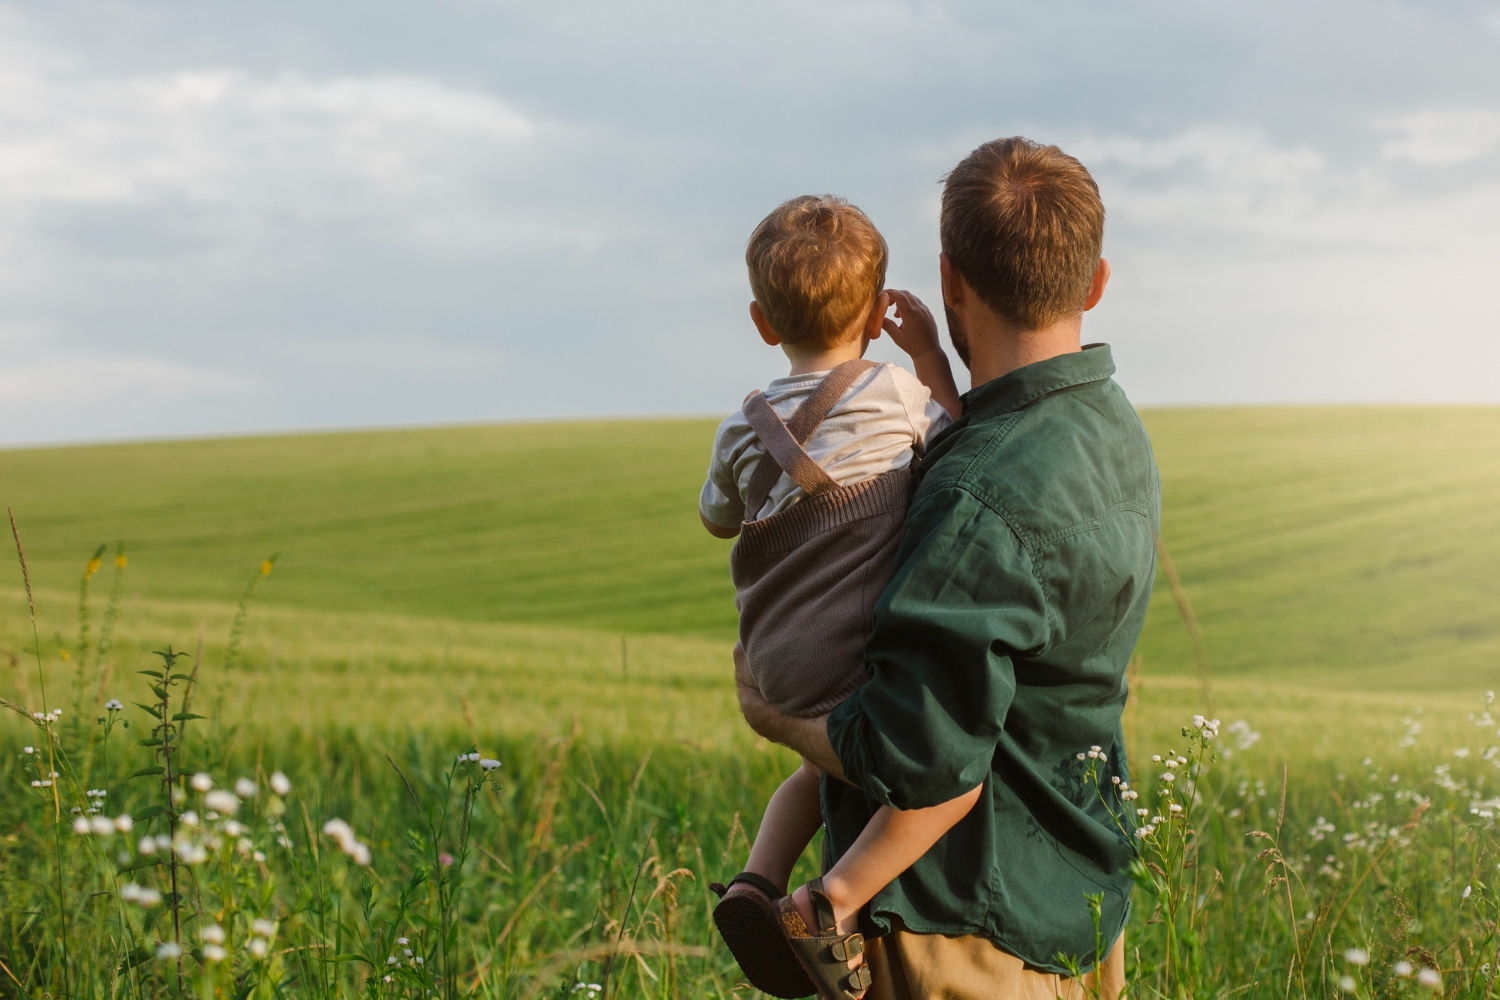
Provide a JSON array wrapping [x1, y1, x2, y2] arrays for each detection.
[[740, 759, 823, 893], [792, 784, 983, 933]]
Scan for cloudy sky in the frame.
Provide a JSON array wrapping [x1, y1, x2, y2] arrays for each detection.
[[2, 0, 1497, 446]]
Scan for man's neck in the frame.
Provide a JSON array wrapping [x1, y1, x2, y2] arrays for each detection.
[[962, 312, 1083, 389]]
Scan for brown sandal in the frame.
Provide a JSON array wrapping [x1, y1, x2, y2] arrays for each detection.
[[710, 872, 817, 998], [772, 878, 872, 1000]]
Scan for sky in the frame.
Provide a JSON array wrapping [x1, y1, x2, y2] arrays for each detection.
[[1, 0, 1498, 447]]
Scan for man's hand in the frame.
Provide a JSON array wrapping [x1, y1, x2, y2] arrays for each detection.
[[734, 642, 848, 780]]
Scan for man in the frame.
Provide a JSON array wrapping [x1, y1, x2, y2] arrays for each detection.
[[737, 136, 1160, 999]]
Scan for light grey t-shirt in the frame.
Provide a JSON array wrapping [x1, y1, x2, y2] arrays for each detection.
[[699, 361, 952, 528]]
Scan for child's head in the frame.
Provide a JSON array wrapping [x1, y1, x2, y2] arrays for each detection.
[[745, 195, 888, 349]]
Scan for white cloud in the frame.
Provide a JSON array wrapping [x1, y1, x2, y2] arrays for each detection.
[[0, 354, 254, 406], [1377, 108, 1500, 166]]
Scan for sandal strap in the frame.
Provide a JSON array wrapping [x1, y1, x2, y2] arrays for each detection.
[[828, 933, 864, 962], [803, 877, 839, 934], [709, 870, 785, 900], [840, 963, 873, 996]]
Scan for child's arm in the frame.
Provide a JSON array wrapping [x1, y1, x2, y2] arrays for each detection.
[[700, 512, 741, 539], [882, 289, 962, 420]]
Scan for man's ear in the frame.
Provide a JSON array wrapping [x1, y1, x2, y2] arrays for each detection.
[[939, 253, 966, 310], [863, 289, 892, 340], [1083, 258, 1110, 312], [749, 301, 781, 346]]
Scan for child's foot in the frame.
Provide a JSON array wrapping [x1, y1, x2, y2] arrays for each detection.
[[710, 872, 816, 999], [776, 879, 871, 999]]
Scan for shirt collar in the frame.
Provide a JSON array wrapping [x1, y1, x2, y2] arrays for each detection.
[[962, 343, 1116, 416]]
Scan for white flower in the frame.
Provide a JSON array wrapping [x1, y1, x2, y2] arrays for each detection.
[[252, 919, 276, 938], [156, 942, 183, 960], [397, 936, 409, 946], [189, 773, 213, 792], [1394, 961, 1414, 977], [204, 790, 240, 815], [179, 811, 200, 828], [202, 943, 227, 962], [22, 745, 35, 754], [114, 814, 134, 833], [90, 816, 115, 836], [269, 771, 292, 796], [248, 937, 268, 959], [1344, 948, 1370, 966], [120, 883, 162, 907], [1338, 975, 1356, 993], [234, 778, 257, 799], [1417, 968, 1441, 989], [104, 699, 123, 711], [72, 817, 91, 834], [1169, 803, 1184, 813], [1162, 772, 1177, 782], [480, 758, 501, 771], [138, 836, 157, 855], [200, 924, 226, 944], [1165, 759, 1179, 769], [1462, 884, 1472, 899]]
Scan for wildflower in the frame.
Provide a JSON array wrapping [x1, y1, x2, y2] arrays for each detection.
[[412, 956, 425, 966], [1417, 968, 1441, 989], [1161, 772, 1177, 782], [1394, 961, 1414, 977], [115, 553, 127, 569], [397, 936, 409, 946], [247, 938, 268, 959], [1338, 976, 1356, 993], [440, 851, 456, 867], [204, 789, 240, 815], [1165, 759, 1179, 769], [480, 758, 501, 770], [252, 918, 276, 937], [180, 810, 200, 827], [59, 649, 71, 662], [322, 818, 372, 865], [270, 771, 291, 796], [114, 814, 133, 833], [201, 924, 226, 944], [1462, 884, 1472, 899], [234, 777, 257, 799], [1344, 948, 1370, 966], [202, 943, 227, 962], [139, 836, 157, 855], [1169, 803, 1183, 813], [120, 883, 162, 907], [86, 556, 102, 576], [1151, 754, 1162, 763], [73, 817, 91, 835], [156, 942, 183, 960], [190, 773, 213, 792], [260, 559, 274, 576], [22, 746, 34, 755]]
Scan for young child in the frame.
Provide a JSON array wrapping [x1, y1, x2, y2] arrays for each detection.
[[699, 195, 979, 999]]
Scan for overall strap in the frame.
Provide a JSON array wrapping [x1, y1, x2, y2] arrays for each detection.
[[742, 359, 878, 519]]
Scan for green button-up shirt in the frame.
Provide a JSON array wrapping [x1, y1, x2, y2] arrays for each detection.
[[825, 343, 1159, 973]]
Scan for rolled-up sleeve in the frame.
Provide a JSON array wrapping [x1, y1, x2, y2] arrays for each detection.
[[827, 484, 1052, 809]]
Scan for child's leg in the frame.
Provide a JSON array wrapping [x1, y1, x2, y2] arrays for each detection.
[[794, 785, 983, 933], [740, 758, 824, 892]]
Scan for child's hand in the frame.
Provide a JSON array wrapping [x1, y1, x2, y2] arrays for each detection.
[[881, 290, 941, 358]]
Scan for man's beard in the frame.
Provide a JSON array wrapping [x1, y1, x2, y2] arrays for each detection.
[[945, 305, 971, 369]]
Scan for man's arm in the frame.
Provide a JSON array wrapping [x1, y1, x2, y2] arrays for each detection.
[[828, 486, 1050, 809], [734, 642, 846, 779]]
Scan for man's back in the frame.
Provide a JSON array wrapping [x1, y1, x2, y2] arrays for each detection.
[[825, 344, 1159, 971]]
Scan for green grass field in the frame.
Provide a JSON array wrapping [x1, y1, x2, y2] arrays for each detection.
[[2, 408, 1498, 999]]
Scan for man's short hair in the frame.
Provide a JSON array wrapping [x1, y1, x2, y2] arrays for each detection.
[[940, 138, 1104, 331], [746, 195, 888, 347]]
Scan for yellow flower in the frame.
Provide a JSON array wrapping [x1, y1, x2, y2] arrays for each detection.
[[59, 649, 71, 662], [85, 558, 101, 577], [114, 554, 128, 569], [259, 560, 274, 576]]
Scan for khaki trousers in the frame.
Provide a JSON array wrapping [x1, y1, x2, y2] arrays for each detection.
[[866, 929, 1125, 1000]]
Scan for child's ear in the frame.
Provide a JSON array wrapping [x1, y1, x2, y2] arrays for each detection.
[[864, 290, 892, 339], [749, 301, 781, 346]]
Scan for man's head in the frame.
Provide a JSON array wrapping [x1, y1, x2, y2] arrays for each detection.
[[939, 138, 1106, 358], [746, 195, 888, 349]]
